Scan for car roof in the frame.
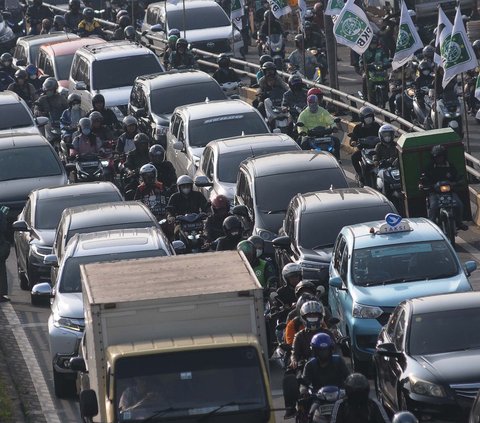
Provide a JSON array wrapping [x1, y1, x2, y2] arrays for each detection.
[[211, 133, 299, 154], [295, 187, 391, 214], [0, 90, 25, 106], [242, 151, 342, 178], [63, 202, 155, 231], [33, 182, 121, 201], [344, 217, 444, 249], [156, 0, 222, 12], [0, 133, 49, 149], [77, 40, 155, 60], [18, 32, 79, 47], [175, 99, 256, 120], [69, 228, 169, 258], [40, 37, 106, 56], [137, 69, 217, 90], [408, 292, 480, 315]]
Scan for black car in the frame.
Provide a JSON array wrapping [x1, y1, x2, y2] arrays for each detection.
[[12, 182, 123, 290], [128, 70, 227, 147], [273, 187, 397, 285], [374, 291, 480, 422]]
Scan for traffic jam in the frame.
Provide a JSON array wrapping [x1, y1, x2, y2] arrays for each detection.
[[1, 0, 480, 421]]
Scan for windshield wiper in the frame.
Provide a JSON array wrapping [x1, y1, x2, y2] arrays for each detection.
[[141, 406, 191, 422], [260, 209, 287, 214], [197, 401, 262, 422], [364, 277, 421, 286]]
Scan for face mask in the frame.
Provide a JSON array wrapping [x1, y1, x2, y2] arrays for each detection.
[[256, 248, 262, 258], [229, 229, 241, 237], [30, 74, 37, 80], [308, 104, 318, 113], [82, 128, 91, 135], [364, 116, 373, 125], [72, 104, 81, 110], [181, 187, 191, 195], [422, 70, 430, 76], [382, 135, 392, 143], [315, 349, 331, 361]]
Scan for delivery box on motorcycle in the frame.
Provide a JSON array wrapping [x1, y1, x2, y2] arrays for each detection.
[[396, 128, 471, 220], [76, 251, 274, 423]]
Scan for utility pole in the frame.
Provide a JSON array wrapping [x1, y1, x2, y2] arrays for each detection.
[[324, 13, 338, 90]]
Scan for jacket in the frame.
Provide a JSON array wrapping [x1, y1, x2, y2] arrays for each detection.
[[292, 328, 335, 363], [216, 234, 243, 251], [169, 51, 197, 70], [116, 131, 138, 154], [302, 355, 350, 391], [125, 150, 150, 172], [282, 88, 307, 110], [212, 68, 239, 84], [421, 161, 460, 189], [134, 182, 168, 219], [288, 49, 317, 79], [6, 82, 36, 105], [258, 19, 283, 37], [26, 4, 53, 25], [152, 161, 177, 187], [87, 108, 119, 128], [297, 107, 334, 133], [167, 191, 208, 216], [257, 75, 288, 101], [204, 212, 231, 243], [350, 122, 380, 143], [60, 107, 85, 133], [373, 141, 397, 166], [78, 19, 103, 37], [330, 398, 390, 423], [72, 134, 103, 155], [65, 11, 83, 32], [35, 94, 68, 121]]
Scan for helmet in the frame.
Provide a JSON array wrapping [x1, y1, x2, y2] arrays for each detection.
[[294, 280, 316, 298], [392, 412, 419, 423], [79, 117, 92, 131], [134, 133, 149, 146], [69, 0, 81, 9], [176, 38, 188, 49], [408, 9, 416, 17], [222, 215, 242, 237], [259, 54, 273, 67], [237, 240, 256, 264], [118, 15, 131, 28], [139, 163, 157, 185], [248, 235, 264, 258], [359, 105, 374, 121], [168, 28, 181, 37], [25, 64, 38, 76], [83, 7, 95, 19], [418, 59, 434, 72], [122, 115, 138, 128], [295, 292, 316, 314], [305, 9, 314, 19], [149, 144, 165, 163], [300, 300, 324, 330], [313, 2, 323, 13], [68, 93, 81, 105], [42, 77, 58, 92], [53, 15, 65, 27], [15, 69, 27, 80], [168, 35, 178, 44], [42, 18, 52, 29], [92, 93, 105, 106], [378, 124, 395, 144], [473, 40, 480, 51], [211, 194, 229, 211], [261, 61, 276, 73], [282, 262, 302, 284], [177, 175, 193, 187], [288, 74, 303, 88], [217, 53, 230, 68], [307, 87, 323, 100], [345, 373, 370, 404], [310, 332, 334, 356], [431, 144, 446, 158], [116, 9, 129, 21], [1, 52, 13, 64], [307, 94, 318, 105], [89, 111, 103, 124], [422, 45, 434, 60], [124, 26, 136, 40]]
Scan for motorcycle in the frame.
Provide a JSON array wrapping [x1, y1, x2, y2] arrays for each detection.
[[45, 116, 62, 152], [376, 158, 403, 215], [265, 88, 289, 132], [349, 135, 379, 188], [220, 81, 242, 99], [367, 62, 389, 108], [308, 47, 328, 85], [175, 212, 208, 254], [298, 123, 336, 154], [412, 86, 432, 128], [427, 181, 457, 246], [428, 90, 463, 134], [264, 33, 285, 60], [307, 386, 346, 423], [68, 153, 105, 183]]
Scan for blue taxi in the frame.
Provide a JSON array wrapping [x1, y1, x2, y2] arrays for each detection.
[[328, 214, 476, 374]]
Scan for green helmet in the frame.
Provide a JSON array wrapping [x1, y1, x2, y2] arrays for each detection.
[[168, 34, 178, 44], [237, 240, 256, 265]]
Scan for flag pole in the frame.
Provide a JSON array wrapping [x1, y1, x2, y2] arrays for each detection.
[[363, 58, 371, 103], [461, 72, 471, 152], [434, 68, 439, 129], [401, 64, 405, 118]]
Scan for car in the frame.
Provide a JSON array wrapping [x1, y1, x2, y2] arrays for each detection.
[[46, 201, 160, 283], [195, 133, 301, 202], [68, 40, 164, 116], [328, 216, 475, 375], [234, 151, 349, 244], [273, 187, 397, 285], [141, 0, 243, 58], [0, 91, 48, 135], [37, 228, 176, 398], [37, 37, 106, 89], [470, 386, 480, 423], [374, 291, 480, 422], [12, 182, 123, 291], [12, 32, 80, 67], [0, 133, 67, 225], [166, 99, 269, 178], [128, 70, 227, 147]]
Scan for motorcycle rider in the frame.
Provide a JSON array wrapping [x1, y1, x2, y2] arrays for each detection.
[[7, 70, 37, 106], [169, 38, 197, 70], [65, 0, 83, 32], [52, 15, 66, 32], [388, 63, 415, 115], [282, 74, 307, 112], [360, 35, 390, 102], [204, 195, 232, 243], [419, 144, 467, 231], [25, 65, 43, 93], [248, 235, 271, 263], [257, 61, 288, 117], [34, 78, 68, 134], [117, 115, 139, 155], [297, 94, 341, 159], [71, 117, 103, 156], [288, 34, 317, 79], [60, 93, 84, 142], [350, 106, 381, 184], [312, 2, 324, 31], [167, 175, 208, 217], [256, 54, 273, 82], [215, 215, 244, 251], [87, 93, 119, 129], [26, 0, 53, 35], [112, 15, 131, 40], [421, 45, 435, 66], [124, 26, 136, 42], [258, 10, 284, 44], [303, 21, 324, 50], [237, 240, 276, 288], [212, 54, 240, 84], [78, 7, 104, 38], [414, 60, 434, 91], [148, 144, 177, 187], [275, 263, 303, 308], [163, 29, 180, 67], [0, 53, 16, 79], [392, 412, 418, 423], [331, 373, 390, 423], [134, 164, 168, 219], [125, 133, 150, 173], [40, 18, 52, 34], [374, 124, 398, 194]]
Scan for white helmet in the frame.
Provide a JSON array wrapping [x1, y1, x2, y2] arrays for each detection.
[[300, 300, 324, 330], [407, 9, 416, 17], [282, 263, 302, 284], [378, 124, 396, 144], [177, 175, 193, 187]]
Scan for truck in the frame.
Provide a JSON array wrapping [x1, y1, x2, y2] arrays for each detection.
[[72, 251, 274, 423]]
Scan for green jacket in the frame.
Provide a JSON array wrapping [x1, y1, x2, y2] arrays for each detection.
[[297, 107, 335, 133]]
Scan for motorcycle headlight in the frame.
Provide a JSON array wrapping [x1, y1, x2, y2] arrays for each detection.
[[156, 125, 168, 136], [408, 376, 446, 398], [352, 302, 383, 319], [53, 317, 85, 332], [100, 160, 109, 167]]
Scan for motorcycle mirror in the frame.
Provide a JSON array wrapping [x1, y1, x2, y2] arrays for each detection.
[[316, 285, 325, 296], [269, 291, 278, 301]]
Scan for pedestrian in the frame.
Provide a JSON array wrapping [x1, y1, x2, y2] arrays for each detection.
[[0, 206, 11, 302]]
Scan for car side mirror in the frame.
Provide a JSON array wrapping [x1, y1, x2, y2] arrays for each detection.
[[329, 276, 345, 290], [194, 175, 213, 188], [12, 220, 29, 232], [80, 389, 99, 419], [43, 254, 58, 267], [172, 240, 187, 254], [35, 116, 49, 127], [31, 282, 53, 306], [232, 204, 249, 217], [272, 235, 291, 250], [150, 24, 164, 32], [74, 81, 87, 91], [173, 141, 184, 151], [376, 342, 402, 358], [16, 59, 26, 67], [69, 356, 86, 372], [464, 260, 477, 276]]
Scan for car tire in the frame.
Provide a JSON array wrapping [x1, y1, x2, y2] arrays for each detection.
[[53, 367, 76, 398]]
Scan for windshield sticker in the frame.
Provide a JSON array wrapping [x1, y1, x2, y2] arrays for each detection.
[[203, 115, 244, 124]]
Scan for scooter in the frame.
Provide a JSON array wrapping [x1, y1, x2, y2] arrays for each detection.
[[68, 153, 104, 183], [367, 62, 390, 108], [429, 90, 463, 133], [376, 158, 403, 215], [309, 386, 346, 423], [175, 212, 208, 254], [264, 33, 285, 59], [349, 135, 379, 187], [308, 47, 328, 84], [428, 181, 457, 246], [297, 120, 340, 155], [411, 86, 432, 128], [265, 88, 289, 132]]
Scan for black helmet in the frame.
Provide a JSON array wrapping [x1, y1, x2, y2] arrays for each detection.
[[359, 105, 374, 121], [123, 115, 138, 128], [262, 61, 276, 77], [0, 52, 12, 64], [422, 45, 434, 60], [222, 215, 242, 237], [176, 38, 188, 49], [134, 133, 149, 146], [139, 163, 157, 185], [69, 0, 81, 9], [42, 77, 58, 92], [124, 26, 136, 40], [149, 144, 165, 163], [392, 412, 419, 423], [288, 74, 303, 88], [83, 7, 94, 19], [53, 15, 65, 27], [248, 235, 264, 258], [259, 54, 273, 67], [237, 240, 256, 265], [431, 144, 446, 158], [89, 111, 103, 124], [118, 15, 130, 28], [79, 117, 92, 131], [116, 9, 129, 22], [15, 69, 27, 80], [345, 373, 370, 403], [217, 53, 230, 68], [68, 93, 81, 105], [92, 93, 105, 107], [295, 280, 316, 298]]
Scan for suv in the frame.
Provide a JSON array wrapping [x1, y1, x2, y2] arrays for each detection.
[[68, 41, 164, 116], [0, 91, 48, 135], [141, 0, 243, 57], [128, 70, 227, 147], [42, 228, 174, 397], [166, 99, 269, 178]]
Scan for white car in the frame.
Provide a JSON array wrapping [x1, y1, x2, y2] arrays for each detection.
[[0, 91, 48, 135]]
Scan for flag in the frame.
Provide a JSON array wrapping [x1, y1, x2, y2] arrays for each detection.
[[434, 7, 453, 66], [475, 74, 480, 100], [443, 6, 477, 87], [231, 0, 245, 30], [324, 0, 344, 16], [332, 0, 373, 55], [267, 0, 291, 18], [298, 0, 307, 26], [391, 1, 423, 70]]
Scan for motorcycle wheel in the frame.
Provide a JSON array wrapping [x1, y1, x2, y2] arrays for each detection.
[[440, 214, 456, 247]]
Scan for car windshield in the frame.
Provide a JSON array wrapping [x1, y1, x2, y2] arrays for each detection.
[[92, 55, 162, 90], [167, 7, 230, 31], [409, 308, 480, 355], [150, 82, 226, 115], [255, 169, 348, 212], [299, 206, 395, 249], [351, 240, 459, 287], [188, 113, 268, 148], [115, 347, 267, 421], [55, 53, 74, 80], [0, 103, 34, 130], [0, 146, 62, 182], [35, 193, 122, 229], [218, 145, 299, 183], [59, 249, 167, 293]]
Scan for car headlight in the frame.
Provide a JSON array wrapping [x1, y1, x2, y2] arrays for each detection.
[[352, 302, 383, 319], [409, 376, 446, 398], [53, 317, 85, 332], [156, 125, 168, 136], [31, 244, 52, 257]]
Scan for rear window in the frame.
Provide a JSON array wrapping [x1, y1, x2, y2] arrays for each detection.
[[167, 7, 230, 30], [55, 54, 75, 80], [0, 103, 34, 130]]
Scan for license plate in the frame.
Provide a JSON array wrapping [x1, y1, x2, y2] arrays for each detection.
[[183, 223, 202, 231], [81, 161, 99, 167], [319, 404, 334, 415]]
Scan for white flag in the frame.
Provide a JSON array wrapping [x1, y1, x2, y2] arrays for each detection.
[[475, 74, 480, 100], [434, 7, 453, 67], [332, 0, 373, 55], [443, 6, 477, 88], [391, 1, 423, 70], [231, 0, 245, 30], [267, 0, 291, 19], [298, 0, 307, 26], [324, 0, 344, 16]]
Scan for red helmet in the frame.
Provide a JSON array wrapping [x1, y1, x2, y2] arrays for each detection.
[[211, 195, 229, 210], [307, 87, 323, 98]]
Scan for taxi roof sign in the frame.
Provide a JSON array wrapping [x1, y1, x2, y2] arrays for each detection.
[[373, 214, 413, 235]]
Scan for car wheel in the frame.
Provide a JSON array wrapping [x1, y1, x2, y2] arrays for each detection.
[[53, 367, 76, 398]]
